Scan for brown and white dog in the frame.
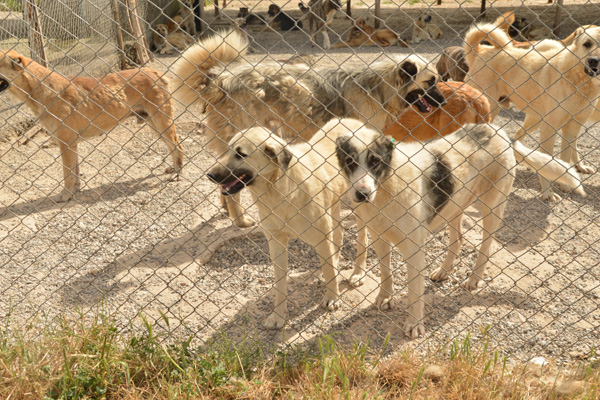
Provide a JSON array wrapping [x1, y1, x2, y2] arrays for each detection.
[[436, 46, 469, 82], [298, 0, 341, 49], [383, 81, 490, 142], [171, 31, 445, 227], [412, 11, 442, 44], [465, 22, 600, 200], [335, 123, 583, 338], [0, 50, 184, 201]]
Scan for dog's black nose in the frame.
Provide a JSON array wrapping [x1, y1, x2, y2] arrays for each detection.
[[354, 190, 369, 202], [207, 172, 218, 183]]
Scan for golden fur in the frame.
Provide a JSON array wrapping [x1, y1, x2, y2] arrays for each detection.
[[178, 0, 197, 36], [0, 50, 184, 201], [383, 82, 491, 142], [171, 31, 444, 227], [464, 23, 600, 200], [332, 18, 407, 48], [153, 23, 194, 54], [336, 123, 583, 338], [412, 11, 442, 44], [206, 119, 357, 329]]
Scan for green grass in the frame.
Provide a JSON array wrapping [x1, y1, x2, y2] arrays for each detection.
[[408, 0, 421, 5], [0, 0, 22, 12], [0, 308, 598, 399]]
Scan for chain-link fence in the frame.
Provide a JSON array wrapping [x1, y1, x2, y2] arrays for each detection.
[[0, 0, 599, 363]]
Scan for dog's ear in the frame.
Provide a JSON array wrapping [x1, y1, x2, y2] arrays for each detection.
[[376, 135, 395, 166], [9, 54, 25, 70], [335, 134, 355, 173], [263, 139, 292, 169], [399, 59, 419, 80], [564, 27, 585, 45]]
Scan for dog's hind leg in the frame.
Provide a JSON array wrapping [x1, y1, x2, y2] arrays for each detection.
[[399, 235, 426, 338], [430, 214, 463, 282], [537, 122, 561, 201], [350, 214, 368, 287], [264, 233, 290, 329], [314, 228, 340, 311], [464, 188, 509, 291], [146, 111, 185, 176]]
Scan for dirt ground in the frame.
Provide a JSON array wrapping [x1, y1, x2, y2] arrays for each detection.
[[0, 0, 599, 363]]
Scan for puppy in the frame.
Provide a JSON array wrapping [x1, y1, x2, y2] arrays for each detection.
[[436, 46, 469, 82], [465, 23, 600, 200], [336, 123, 583, 338], [207, 119, 359, 329], [179, 0, 197, 36], [412, 11, 442, 44], [0, 50, 184, 201], [268, 4, 303, 31], [298, 0, 341, 49], [384, 82, 490, 141], [332, 17, 407, 48], [172, 31, 445, 227]]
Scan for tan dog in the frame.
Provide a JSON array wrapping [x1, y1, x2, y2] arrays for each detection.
[[298, 0, 341, 49], [436, 46, 469, 82], [172, 31, 444, 228], [166, 15, 185, 34], [206, 119, 356, 329], [332, 18, 407, 48], [179, 0, 197, 36], [336, 124, 583, 337], [153, 23, 194, 54], [0, 50, 184, 201], [412, 11, 442, 44], [465, 23, 600, 201]]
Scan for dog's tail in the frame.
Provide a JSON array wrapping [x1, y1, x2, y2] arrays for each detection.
[[171, 30, 248, 108], [464, 23, 511, 68], [512, 140, 586, 196]]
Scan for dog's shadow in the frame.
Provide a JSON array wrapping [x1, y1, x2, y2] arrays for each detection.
[[0, 172, 170, 223]]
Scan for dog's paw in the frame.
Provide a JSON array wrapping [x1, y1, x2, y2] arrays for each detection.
[[576, 163, 595, 175], [264, 313, 285, 330], [404, 319, 425, 339], [541, 190, 561, 203], [164, 166, 182, 180], [375, 294, 393, 310], [430, 267, 449, 282], [463, 276, 484, 291], [349, 271, 365, 287], [321, 295, 339, 311], [55, 189, 74, 203], [233, 215, 256, 228]]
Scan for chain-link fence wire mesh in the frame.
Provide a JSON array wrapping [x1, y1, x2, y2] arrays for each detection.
[[0, 0, 599, 362]]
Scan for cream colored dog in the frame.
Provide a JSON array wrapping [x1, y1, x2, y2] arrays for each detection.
[[335, 123, 583, 338], [179, 0, 197, 36], [206, 119, 360, 329], [465, 23, 600, 201], [412, 11, 442, 44], [0, 50, 184, 201]]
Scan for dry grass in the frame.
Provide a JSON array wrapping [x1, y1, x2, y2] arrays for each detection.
[[1, 308, 599, 399]]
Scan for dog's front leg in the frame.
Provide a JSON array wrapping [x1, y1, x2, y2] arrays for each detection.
[[56, 139, 80, 202], [430, 214, 463, 282], [560, 120, 594, 174], [350, 213, 368, 287], [372, 237, 393, 310], [264, 233, 289, 329], [538, 122, 561, 202], [224, 192, 255, 227], [402, 237, 425, 339], [315, 231, 340, 311], [321, 30, 331, 49]]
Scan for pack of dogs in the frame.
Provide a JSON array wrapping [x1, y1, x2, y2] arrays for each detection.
[[1, 6, 596, 338]]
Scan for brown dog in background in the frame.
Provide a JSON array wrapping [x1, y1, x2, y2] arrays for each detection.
[[383, 82, 490, 142], [332, 18, 407, 48], [0, 50, 184, 201]]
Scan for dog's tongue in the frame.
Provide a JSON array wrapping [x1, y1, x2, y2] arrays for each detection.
[[420, 96, 433, 113]]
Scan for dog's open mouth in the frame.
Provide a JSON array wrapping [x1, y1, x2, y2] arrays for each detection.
[[417, 95, 433, 113], [585, 66, 600, 77], [219, 173, 253, 195], [0, 79, 9, 93], [406, 88, 445, 114]]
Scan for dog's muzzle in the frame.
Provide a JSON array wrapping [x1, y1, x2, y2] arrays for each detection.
[[406, 85, 447, 114], [586, 57, 600, 77], [207, 169, 254, 196], [0, 79, 9, 93], [353, 189, 372, 203]]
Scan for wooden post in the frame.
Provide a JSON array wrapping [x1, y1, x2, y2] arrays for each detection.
[[125, 0, 152, 64], [374, 0, 380, 28], [195, 0, 205, 34], [346, 0, 351, 18], [437, 0, 441, 5], [480, 0, 486, 14], [214, 0, 220, 17], [553, 0, 564, 37], [23, 0, 47, 67], [111, 0, 127, 70]]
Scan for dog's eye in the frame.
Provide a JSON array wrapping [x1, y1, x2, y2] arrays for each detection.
[[235, 149, 248, 158], [369, 157, 381, 168], [345, 156, 357, 170], [584, 41, 593, 48]]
